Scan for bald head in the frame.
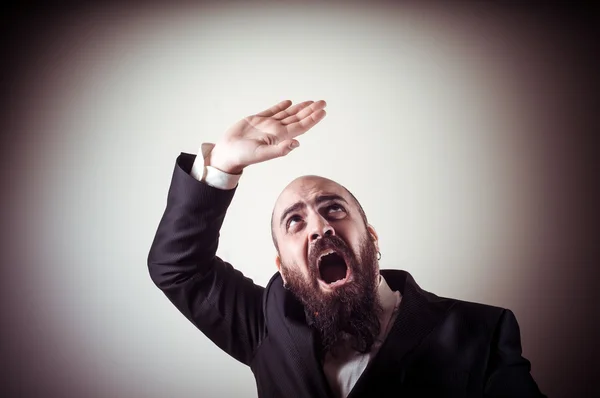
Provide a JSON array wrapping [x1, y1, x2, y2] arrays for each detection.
[[270, 175, 369, 252]]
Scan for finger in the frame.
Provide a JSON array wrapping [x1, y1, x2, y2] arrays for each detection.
[[285, 109, 327, 136], [254, 139, 300, 162], [281, 100, 327, 126], [256, 100, 293, 117], [272, 100, 313, 120]]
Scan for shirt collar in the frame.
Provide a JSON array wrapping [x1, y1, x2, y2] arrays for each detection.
[[376, 274, 402, 341], [377, 274, 399, 312]]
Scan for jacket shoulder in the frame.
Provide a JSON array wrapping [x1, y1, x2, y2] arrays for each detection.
[[438, 295, 508, 334]]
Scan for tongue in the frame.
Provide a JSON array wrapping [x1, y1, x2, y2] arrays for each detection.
[[321, 262, 347, 284]]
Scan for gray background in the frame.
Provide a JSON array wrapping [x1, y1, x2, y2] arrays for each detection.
[[2, 2, 597, 397]]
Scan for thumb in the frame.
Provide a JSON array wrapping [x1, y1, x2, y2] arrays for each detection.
[[277, 140, 300, 155], [279, 139, 300, 155], [256, 139, 300, 161]]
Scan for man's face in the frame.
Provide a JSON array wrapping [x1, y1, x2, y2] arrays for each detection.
[[272, 176, 382, 353]]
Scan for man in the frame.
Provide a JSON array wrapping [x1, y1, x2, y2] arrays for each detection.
[[148, 99, 546, 397]]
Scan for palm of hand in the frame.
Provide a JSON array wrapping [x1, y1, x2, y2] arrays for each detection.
[[211, 100, 327, 173]]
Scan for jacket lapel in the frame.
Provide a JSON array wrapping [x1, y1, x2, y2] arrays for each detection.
[[347, 270, 454, 397]]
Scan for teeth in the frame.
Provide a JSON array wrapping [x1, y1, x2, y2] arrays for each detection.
[[318, 250, 336, 261]]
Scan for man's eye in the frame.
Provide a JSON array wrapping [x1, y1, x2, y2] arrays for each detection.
[[327, 204, 346, 218], [287, 215, 303, 229]]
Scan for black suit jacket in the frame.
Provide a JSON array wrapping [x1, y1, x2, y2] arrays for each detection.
[[148, 154, 546, 397]]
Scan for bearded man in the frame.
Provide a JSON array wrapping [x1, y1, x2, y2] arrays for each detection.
[[148, 99, 545, 397]]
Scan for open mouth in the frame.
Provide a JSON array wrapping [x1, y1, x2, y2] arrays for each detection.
[[318, 250, 349, 285]]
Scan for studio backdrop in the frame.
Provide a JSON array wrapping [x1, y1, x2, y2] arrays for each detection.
[[2, 2, 596, 397]]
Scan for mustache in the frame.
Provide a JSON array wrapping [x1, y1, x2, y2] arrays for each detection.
[[308, 235, 351, 264]]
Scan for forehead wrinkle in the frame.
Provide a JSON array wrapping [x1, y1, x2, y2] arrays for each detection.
[[277, 188, 345, 216], [276, 177, 345, 209]]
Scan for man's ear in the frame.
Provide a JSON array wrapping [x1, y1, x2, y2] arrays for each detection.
[[275, 255, 287, 284], [367, 224, 379, 251]]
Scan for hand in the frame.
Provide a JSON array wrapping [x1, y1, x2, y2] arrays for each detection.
[[208, 99, 327, 174]]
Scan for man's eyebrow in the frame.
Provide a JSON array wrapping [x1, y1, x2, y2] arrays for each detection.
[[280, 202, 306, 227], [315, 194, 348, 205]]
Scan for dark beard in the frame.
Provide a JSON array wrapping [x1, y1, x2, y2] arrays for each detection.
[[281, 233, 382, 357]]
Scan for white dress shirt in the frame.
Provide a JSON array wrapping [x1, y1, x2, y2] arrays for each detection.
[[190, 144, 402, 397]]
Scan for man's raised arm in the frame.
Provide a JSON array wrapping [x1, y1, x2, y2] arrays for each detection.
[[147, 99, 327, 365]]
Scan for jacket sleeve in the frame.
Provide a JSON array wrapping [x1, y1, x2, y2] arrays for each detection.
[[147, 153, 265, 366], [484, 309, 546, 397]]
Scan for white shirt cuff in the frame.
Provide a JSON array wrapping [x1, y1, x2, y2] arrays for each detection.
[[189, 143, 241, 190]]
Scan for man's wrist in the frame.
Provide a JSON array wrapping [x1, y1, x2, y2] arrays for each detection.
[[189, 143, 242, 190], [207, 144, 244, 175]]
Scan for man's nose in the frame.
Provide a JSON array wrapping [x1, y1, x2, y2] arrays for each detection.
[[309, 216, 334, 242]]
